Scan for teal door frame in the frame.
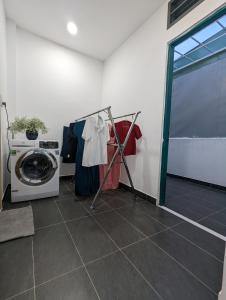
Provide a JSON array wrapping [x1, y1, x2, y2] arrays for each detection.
[[159, 5, 226, 206]]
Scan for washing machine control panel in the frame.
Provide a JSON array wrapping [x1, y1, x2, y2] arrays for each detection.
[[39, 141, 59, 149]]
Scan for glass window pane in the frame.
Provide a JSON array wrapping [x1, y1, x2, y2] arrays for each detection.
[[193, 22, 222, 43], [187, 47, 210, 61], [206, 34, 226, 52], [175, 38, 199, 55], [174, 52, 182, 61], [174, 57, 192, 69], [218, 15, 226, 28]]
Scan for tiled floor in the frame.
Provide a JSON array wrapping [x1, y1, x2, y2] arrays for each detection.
[[165, 176, 226, 236], [0, 178, 225, 300]]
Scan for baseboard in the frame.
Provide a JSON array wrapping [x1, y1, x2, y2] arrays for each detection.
[[119, 182, 156, 205], [167, 173, 226, 192], [59, 177, 157, 205]]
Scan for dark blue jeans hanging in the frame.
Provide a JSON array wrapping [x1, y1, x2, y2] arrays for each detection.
[[72, 120, 99, 196], [60, 125, 76, 163]]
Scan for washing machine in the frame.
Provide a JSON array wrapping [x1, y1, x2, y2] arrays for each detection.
[[11, 140, 60, 202]]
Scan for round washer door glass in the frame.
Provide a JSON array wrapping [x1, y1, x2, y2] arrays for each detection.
[[16, 149, 58, 186]]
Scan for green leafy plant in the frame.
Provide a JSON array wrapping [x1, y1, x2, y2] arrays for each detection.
[[10, 117, 48, 134]]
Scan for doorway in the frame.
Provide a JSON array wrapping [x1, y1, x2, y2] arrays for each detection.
[[160, 6, 226, 237]]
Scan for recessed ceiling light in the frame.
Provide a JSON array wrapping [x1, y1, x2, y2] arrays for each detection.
[[67, 22, 78, 35]]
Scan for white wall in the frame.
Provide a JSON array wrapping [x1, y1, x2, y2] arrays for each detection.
[[101, 0, 225, 201], [168, 138, 226, 187], [0, 0, 8, 207], [7, 24, 104, 176]]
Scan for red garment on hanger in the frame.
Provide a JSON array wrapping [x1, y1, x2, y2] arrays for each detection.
[[99, 126, 121, 190], [111, 120, 142, 156]]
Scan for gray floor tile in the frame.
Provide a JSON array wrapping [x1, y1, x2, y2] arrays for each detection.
[[151, 230, 223, 293], [180, 192, 224, 211], [67, 217, 117, 263], [123, 239, 216, 300], [137, 201, 183, 227], [87, 251, 160, 300], [32, 199, 63, 229], [0, 237, 33, 300], [199, 218, 226, 236], [166, 201, 207, 221], [208, 210, 226, 226], [197, 189, 226, 208], [80, 198, 113, 215], [168, 196, 215, 216], [117, 205, 166, 236], [55, 193, 77, 202], [59, 180, 74, 197], [33, 224, 82, 284], [166, 179, 204, 196], [173, 222, 226, 261], [11, 290, 34, 300], [102, 190, 136, 209], [56, 198, 88, 221], [36, 268, 98, 300], [95, 211, 145, 248]]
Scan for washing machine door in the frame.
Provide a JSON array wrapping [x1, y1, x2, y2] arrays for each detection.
[[15, 149, 58, 186]]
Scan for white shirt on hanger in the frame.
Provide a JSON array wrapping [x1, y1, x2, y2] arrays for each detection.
[[82, 115, 110, 167]]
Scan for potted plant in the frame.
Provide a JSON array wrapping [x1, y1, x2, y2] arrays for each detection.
[[11, 117, 48, 140]]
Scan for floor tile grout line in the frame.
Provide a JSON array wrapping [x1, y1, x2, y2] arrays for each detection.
[[84, 249, 121, 267], [197, 207, 226, 223], [167, 195, 221, 214], [82, 197, 152, 241], [111, 209, 148, 238], [63, 222, 101, 300], [4, 288, 34, 300], [109, 199, 173, 230], [35, 265, 84, 289], [35, 202, 120, 232], [161, 206, 226, 241], [204, 218, 226, 228], [147, 228, 171, 239], [169, 227, 224, 264], [119, 236, 150, 251], [114, 201, 184, 231], [166, 201, 212, 221], [32, 184, 222, 298], [84, 194, 186, 247], [199, 216, 226, 227], [149, 238, 218, 296], [89, 213, 164, 300], [54, 200, 101, 300], [114, 205, 169, 231], [120, 250, 164, 300], [36, 221, 65, 231], [31, 238, 36, 300]]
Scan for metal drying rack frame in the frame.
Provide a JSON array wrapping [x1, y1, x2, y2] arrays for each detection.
[[75, 106, 141, 209]]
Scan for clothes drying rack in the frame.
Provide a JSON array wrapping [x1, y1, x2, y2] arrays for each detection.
[[74, 106, 141, 209]]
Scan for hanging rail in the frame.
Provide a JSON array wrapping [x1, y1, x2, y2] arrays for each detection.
[[105, 111, 141, 121], [75, 106, 111, 122], [90, 110, 141, 209], [73, 106, 141, 210]]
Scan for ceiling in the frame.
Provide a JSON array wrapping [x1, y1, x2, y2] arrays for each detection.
[[4, 0, 166, 60]]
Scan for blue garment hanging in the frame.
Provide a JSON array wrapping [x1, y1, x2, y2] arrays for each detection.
[[72, 120, 99, 196], [60, 125, 76, 163]]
